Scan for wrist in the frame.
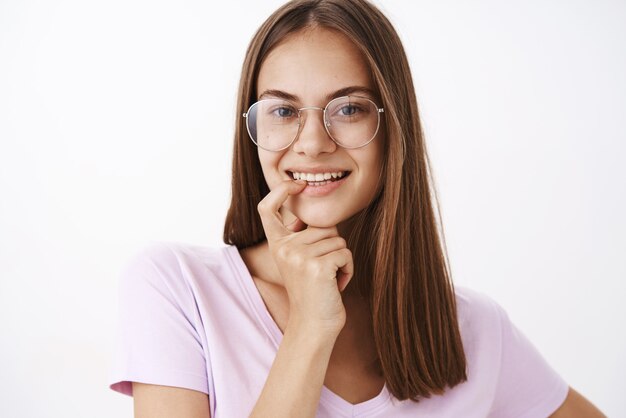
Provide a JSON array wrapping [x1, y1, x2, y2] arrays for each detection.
[[285, 315, 344, 341]]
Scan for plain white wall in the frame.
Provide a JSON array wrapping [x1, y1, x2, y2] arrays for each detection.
[[0, 0, 623, 416]]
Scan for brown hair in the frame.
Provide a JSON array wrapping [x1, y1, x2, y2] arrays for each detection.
[[223, 0, 467, 402]]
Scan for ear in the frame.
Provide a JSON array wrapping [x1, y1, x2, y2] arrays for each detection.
[[279, 205, 308, 232]]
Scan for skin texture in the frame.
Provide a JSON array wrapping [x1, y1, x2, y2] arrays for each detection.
[[256, 27, 384, 231], [132, 383, 209, 418], [549, 387, 606, 417], [256, 179, 351, 329], [245, 28, 388, 411], [131, 26, 607, 418]]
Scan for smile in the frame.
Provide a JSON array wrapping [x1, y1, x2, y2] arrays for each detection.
[[288, 170, 351, 183], [286, 170, 352, 196]]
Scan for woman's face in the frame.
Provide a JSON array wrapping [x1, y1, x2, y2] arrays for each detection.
[[255, 27, 384, 228]]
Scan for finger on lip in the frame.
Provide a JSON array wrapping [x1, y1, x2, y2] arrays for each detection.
[[274, 179, 307, 207]]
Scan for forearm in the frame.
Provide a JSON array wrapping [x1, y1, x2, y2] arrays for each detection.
[[249, 322, 339, 418], [549, 387, 607, 418]]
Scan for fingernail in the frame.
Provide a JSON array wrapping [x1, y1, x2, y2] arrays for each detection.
[[294, 179, 307, 185]]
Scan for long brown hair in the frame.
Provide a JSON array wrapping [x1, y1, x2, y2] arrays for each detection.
[[223, 0, 467, 402]]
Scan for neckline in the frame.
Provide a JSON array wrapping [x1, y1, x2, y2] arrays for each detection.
[[224, 245, 392, 414]]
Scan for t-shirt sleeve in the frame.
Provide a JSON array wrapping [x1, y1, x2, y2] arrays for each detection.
[[488, 300, 569, 418], [108, 243, 209, 397]]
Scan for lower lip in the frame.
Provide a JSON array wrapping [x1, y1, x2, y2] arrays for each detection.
[[299, 174, 350, 197]]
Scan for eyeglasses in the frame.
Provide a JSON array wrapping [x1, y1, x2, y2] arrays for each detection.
[[242, 95, 384, 152]]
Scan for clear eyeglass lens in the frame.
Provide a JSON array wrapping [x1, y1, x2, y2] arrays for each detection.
[[325, 96, 379, 148], [245, 96, 380, 151], [246, 100, 300, 151]]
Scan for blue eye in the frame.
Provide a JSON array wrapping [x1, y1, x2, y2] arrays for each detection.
[[275, 107, 296, 118], [339, 105, 359, 116]]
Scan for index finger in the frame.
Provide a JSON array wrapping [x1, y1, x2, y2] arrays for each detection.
[[257, 179, 307, 241]]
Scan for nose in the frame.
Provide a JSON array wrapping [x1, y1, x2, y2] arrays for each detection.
[[291, 108, 337, 157]]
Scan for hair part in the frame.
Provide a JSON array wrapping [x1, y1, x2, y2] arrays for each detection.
[[223, 0, 467, 401]]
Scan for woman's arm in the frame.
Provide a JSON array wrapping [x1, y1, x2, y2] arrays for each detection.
[[132, 382, 210, 418], [248, 320, 340, 418], [549, 387, 606, 417], [247, 180, 348, 417], [132, 323, 338, 418]]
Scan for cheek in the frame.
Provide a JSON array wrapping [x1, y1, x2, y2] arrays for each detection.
[[365, 141, 384, 197], [368, 138, 384, 171], [258, 152, 284, 189]]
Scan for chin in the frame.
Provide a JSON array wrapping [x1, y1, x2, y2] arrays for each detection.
[[295, 211, 344, 228], [283, 202, 341, 228]]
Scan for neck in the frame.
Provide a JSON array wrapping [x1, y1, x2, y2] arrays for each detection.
[[337, 211, 360, 241]]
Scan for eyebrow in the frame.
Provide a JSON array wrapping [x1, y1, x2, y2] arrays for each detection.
[[258, 85, 377, 103]]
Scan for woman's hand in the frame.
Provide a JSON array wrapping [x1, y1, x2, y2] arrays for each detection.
[[257, 179, 353, 334]]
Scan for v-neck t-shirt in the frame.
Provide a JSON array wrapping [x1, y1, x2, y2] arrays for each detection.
[[109, 242, 569, 417]]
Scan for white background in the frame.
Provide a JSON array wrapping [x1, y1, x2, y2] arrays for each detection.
[[0, 0, 623, 416]]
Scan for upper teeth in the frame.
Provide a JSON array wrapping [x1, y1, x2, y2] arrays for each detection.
[[291, 171, 347, 181]]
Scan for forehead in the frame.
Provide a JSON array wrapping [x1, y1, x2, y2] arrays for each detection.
[[256, 27, 374, 103]]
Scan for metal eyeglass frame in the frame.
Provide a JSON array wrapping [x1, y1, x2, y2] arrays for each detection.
[[242, 95, 384, 152]]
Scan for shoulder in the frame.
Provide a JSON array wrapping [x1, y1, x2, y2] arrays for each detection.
[[117, 241, 232, 297], [122, 241, 225, 269], [452, 285, 512, 356], [453, 285, 504, 327], [121, 241, 228, 276], [453, 286, 573, 417]]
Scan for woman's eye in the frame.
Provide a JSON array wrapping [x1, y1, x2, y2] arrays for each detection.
[[275, 107, 295, 118], [339, 105, 359, 116]]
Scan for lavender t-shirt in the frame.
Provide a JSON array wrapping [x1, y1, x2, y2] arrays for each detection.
[[109, 242, 569, 417]]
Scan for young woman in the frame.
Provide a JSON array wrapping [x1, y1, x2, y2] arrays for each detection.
[[109, 1, 605, 417]]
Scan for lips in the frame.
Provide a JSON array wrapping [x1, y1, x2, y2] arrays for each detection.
[[299, 172, 350, 196]]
